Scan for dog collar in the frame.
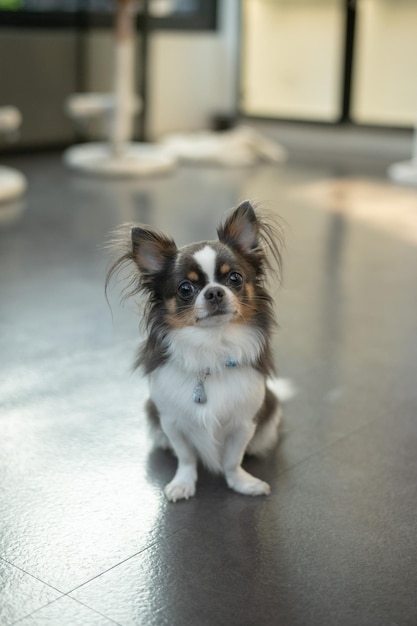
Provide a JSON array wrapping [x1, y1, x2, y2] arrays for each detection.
[[192, 358, 239, 404]]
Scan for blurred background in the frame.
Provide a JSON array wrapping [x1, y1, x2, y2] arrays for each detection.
[[1, 3, 417, 626], [1, 0, 416, 146]]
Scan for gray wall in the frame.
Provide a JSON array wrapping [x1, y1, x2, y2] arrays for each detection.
[[0, 30, 78, 147]]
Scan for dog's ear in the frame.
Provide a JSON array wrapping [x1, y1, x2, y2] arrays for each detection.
[[131, 227, 177, 274], [217, 200, 259, 255]]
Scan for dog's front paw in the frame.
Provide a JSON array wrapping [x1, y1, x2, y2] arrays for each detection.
[[164, 479, 196, 502], [226, 468, 271, 496]]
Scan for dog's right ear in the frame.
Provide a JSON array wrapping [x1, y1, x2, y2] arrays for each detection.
[[131, 227, 177, 275]]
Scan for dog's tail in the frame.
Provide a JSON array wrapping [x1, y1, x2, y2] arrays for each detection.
[[246, 377, 295, 457], [266, 377, 297, 404]]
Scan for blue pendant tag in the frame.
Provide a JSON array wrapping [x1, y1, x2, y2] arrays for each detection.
[[192, 362, 237, 404], [193, 381, 207, 404]]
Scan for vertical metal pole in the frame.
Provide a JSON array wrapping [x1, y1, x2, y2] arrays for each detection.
[[138, 0, 149, 142], [111, 0, 137, 156], [411, 109, 417, 164], [341, 0, 357, 123]]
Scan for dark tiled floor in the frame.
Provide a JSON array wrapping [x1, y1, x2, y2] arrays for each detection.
[[1, 140, 417, 625]]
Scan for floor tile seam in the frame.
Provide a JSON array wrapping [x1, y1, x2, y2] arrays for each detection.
[[65, 596, 124, 626], [0, 556, 64, 595], [275, 413, 383, 479], [10, 598, 62, 626], [0, 524, 188, 603], [64, 525, 188, 596], [2, 529, 183, 626], [10, 594, 123, 626]]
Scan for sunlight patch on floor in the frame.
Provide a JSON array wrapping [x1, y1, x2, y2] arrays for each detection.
[[292, 178, 417, 245]]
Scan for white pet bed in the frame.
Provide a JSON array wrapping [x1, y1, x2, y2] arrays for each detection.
[[388, 108, 417, 185], [388, 160, 417, 186], [0, 166, 27, 203], [161, 125, 287, 167], [0, 106, 27, 202], [64, 141, 177, 177]]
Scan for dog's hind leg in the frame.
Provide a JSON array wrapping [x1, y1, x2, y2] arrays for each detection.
[[246, 378, 295, 456], [145, 398, 171, 450], [246, 386, 281, 457]]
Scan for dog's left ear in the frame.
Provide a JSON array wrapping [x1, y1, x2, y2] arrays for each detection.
[[217, 200, 259, 255]]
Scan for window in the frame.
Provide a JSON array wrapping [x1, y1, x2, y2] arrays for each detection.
[[240, 0, 417, 127], [0, 0, 218, 30]]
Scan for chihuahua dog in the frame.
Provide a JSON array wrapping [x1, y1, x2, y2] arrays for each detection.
[[107, 201, 287, 501]]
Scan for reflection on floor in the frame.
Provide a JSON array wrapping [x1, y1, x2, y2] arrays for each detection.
[[294, 177, 417, 244], [1, 144, 417, 626]]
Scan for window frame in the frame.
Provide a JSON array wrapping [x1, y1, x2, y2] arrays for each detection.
[[0, 0, 218, 31]]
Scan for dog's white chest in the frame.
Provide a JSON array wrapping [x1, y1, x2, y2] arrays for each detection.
[[149, 362, 264, 470], [151, 362, 263, 420]]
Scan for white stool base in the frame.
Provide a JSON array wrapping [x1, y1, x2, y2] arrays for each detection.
[[64, 142, 177, 177], [0, 166, 27, 202], [388, 160, 417, 186]]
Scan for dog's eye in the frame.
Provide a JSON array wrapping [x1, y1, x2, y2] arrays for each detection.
[[177, 281, 196, 300], [228, 272, 243, 287]]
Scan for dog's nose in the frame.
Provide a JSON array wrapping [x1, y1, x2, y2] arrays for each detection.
[[204, 287, 225, 304]]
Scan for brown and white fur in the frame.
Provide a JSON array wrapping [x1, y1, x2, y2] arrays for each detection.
[[107, 201, 290, 501]]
